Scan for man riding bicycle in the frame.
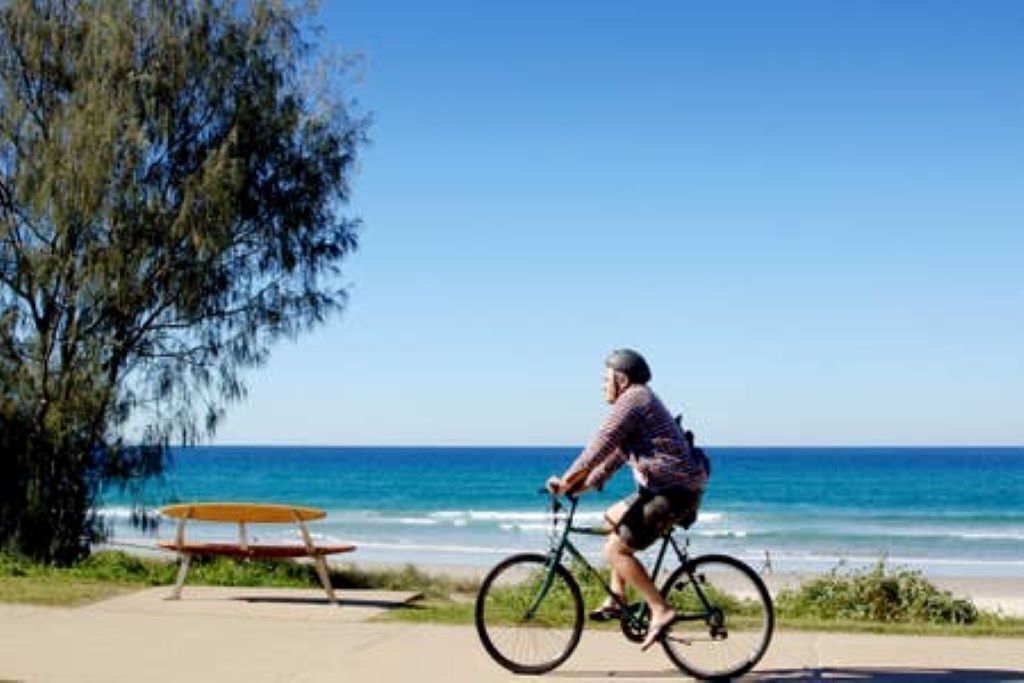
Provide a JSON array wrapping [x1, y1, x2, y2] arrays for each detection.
[[546, 349, 708, 651]]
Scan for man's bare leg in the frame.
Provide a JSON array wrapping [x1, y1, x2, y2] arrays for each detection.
[[601, 502, 629, 608], [602, 501, 663, 611], [603, 502, 676, 649], [603, 536, 672, 616]]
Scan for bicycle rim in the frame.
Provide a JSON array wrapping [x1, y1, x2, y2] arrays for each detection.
[[474, 553, 584, 674], [659, 554, 774, 680]]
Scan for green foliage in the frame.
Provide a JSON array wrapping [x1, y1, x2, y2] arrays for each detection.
[[776, 560, 979, 625], [73, 550, 178, 584], [0, 0, 367, 563], [482, 570, 579, 628], [0, 577, 134, 606], [0, 552, 475, 605], [386, 599, 475, 624], [0, 550, 159, 604], [5, 552, 1024, 638], [334, 563, 478, 600], [0, 550, 173, 584]]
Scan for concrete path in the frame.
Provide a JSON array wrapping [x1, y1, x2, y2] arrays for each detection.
[[1, 587, 1022, 682]]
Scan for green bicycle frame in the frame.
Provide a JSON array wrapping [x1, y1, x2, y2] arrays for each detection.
[[526, 493, 701, 623]]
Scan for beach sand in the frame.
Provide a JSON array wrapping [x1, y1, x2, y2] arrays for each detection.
[[1, 583, 1023, 682], [930, 576, 1024, 619]]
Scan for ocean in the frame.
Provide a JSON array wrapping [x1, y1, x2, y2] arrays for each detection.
[[100, 446, 1024, 577]]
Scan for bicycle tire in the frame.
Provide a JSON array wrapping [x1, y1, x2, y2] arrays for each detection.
[[474, 552, 584, 675], [658, 553, 774, 680]]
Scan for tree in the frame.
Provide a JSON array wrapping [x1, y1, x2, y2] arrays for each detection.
[[0, 0, 368, 563]]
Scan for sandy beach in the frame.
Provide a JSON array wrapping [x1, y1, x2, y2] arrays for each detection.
[[927, 577, 1024, 619], [1, 582, 1023, 682]]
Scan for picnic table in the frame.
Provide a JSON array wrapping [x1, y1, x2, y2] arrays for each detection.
[[158, 502, 356, 604]]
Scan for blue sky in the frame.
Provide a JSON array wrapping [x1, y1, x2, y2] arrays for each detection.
[[215, 1, 1023, 446]]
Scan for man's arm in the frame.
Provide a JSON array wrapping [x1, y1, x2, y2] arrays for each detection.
[[546, 469, 590, 495], [549, 393, 640, 493]]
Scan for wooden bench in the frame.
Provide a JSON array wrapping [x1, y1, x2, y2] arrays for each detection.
[[158, 503, 356, 604]]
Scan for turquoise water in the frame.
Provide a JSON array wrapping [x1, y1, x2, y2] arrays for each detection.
[[101, 446, 1024, 576]]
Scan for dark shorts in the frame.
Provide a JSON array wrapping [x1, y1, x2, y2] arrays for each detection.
[[613, 486, 703, 551]]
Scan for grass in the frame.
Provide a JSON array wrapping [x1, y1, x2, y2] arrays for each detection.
[[3, 551, 1023, 638], [387, 557, 1024, 638], [0, 551, 475, 606], [0, 552, 157, 606], [0, 577, 135, 606]]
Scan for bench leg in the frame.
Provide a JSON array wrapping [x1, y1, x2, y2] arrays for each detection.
[[313, 555, 337, 605], [169, 553, 192, 600]]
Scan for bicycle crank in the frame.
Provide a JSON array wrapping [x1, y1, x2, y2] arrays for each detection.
[[619, 602, 649, 643]]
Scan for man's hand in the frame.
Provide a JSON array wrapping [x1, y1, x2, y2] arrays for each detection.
[[545, 475, 564, 494]]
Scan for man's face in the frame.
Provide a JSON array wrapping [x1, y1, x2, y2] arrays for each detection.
[[603, 367, 625, 403]]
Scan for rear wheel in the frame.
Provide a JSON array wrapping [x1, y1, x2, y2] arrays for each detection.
[[474, 553, 584, 674], [659, 554, 774, 680]]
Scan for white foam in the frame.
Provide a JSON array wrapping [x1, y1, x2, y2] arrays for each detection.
[[94, 505, 161, 521], [428, 509, 605, 524], [499, 523, 550, 534], [958, 531, 1024, 542], [394, 517, 439, 526], [96, 506, 137, 521], [350, 540, 523, 556], [731, 549, 1024, 570], [697, 529, 748, 539]]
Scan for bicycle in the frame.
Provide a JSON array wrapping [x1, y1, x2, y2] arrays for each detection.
[[474, 491, 774, 679]]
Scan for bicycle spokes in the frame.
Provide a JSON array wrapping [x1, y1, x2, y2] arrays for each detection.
[[475, 553, 585, 674], [660, 555, 774, 680]]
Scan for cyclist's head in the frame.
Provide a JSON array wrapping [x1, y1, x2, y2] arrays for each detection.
[[606, 348, 652, 384], [604, 349, 651, 402]]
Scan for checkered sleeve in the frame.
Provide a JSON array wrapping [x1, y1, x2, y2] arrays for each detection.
[[561, 392, 642, 489], [583, 447, 627, 491]]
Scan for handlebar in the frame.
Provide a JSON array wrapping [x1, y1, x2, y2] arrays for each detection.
[[537, 487, 581, 516]]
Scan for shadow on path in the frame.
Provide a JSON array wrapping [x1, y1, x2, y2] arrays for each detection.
[[755, 668, 1024, 682], [232, 596, 412, 609], [551, 667, 1024, 681]]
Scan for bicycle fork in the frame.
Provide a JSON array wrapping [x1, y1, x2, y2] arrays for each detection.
[[523, 553, 564, 619]]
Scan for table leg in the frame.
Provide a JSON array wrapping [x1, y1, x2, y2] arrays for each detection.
[[169, 552, 192, 600], [314, 554, 337, 605]]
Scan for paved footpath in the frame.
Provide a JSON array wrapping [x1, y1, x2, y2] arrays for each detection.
[[1, 587, 1022, 682]]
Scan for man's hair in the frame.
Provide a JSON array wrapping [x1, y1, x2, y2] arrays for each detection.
[[605, 348, 651, 384]]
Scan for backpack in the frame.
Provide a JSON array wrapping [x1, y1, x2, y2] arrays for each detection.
[[675, 415, 712, 478]]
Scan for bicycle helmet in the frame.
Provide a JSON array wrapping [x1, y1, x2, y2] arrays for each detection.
[[605, 348, 652, 384]]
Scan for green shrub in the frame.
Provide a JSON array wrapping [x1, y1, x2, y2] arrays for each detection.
[[0, 553, 33, 578], [776, 560, 978, 625], [333, 563, 477, 599], [1, 551, 482, 602], [72, 551, 176, 584]]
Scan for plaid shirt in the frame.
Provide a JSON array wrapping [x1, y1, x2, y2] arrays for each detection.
[[562, 385, 707, 493]]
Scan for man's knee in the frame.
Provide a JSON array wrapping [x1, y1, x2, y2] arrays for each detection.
[[604, 535, 634, 563], [604, 502, 626, 530]]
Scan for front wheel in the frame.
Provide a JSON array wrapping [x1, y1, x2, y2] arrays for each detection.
[[474, 553, 584, 674], [659, 553, 774, 680]]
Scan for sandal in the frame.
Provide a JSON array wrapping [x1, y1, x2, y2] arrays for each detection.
[[588, 604, 623, 622], [588, 595, 624, 622], [640, 609, 676, 651]]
